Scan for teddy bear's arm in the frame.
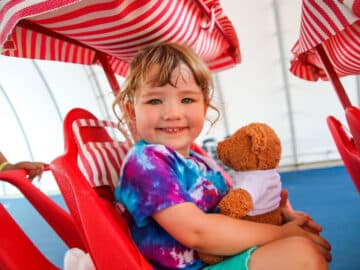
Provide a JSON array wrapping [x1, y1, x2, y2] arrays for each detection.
[[218, 189, 254, 219]]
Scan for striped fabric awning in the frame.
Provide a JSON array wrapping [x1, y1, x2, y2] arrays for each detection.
[[290, 0, 360, 81], [0, 0, 240, 77]]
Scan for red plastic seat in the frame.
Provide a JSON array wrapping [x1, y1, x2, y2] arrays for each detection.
[[0, 169, 85, 269], [345, 105, 360, 153], [0, 202, 59, 270], [0, 169, 84, 248], [327, 116, 360, 193], [50, 108, 153, 270]]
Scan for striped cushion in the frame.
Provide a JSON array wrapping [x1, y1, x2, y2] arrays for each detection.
[[72, 119, 133, 190]]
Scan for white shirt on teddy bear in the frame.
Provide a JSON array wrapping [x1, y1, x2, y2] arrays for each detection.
[[231, 169, 281, 216]]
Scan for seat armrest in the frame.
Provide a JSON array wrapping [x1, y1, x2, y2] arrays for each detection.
[[0, 203, 59, 270], [0, 170, 85, 249], [327, 116, 360, 193]]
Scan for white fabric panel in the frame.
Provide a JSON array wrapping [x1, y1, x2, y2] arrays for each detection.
[[200, 0, 350, 166], [0, 57, 109, 196]]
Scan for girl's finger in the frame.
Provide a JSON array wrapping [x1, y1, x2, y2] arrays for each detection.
[[308, 233, 331, 252], [290, 215, 309, 227], [279, 189, 289, 207], [304, 219, 322, 233], [315, 244, 332, 262], [27, 170, 36, 181], [37, 171, 43, 181]]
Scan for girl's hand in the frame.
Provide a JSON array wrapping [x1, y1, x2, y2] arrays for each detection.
[[280, 189, 322, 234], [282, 208, 322, 234], [282, 216, 332, 262], [12, 161, 45, 180]]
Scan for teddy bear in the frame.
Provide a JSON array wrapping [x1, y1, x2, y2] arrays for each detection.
[[198, 122, 284, 265]]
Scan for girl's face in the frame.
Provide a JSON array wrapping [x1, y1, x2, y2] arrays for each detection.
[[129, 64, 208, 157]]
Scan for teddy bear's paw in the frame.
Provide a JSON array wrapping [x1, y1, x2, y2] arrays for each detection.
[[197, 252, 225, 265], [219, 189, 253, 219]]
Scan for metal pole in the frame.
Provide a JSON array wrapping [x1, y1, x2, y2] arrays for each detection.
[[96, 52, 121, 95], [85, 66, 114, 121], [0, 84, 34, 161], [315, 44, 352, 109], [32, 60, 63, 123], [214, 73, 230, 137], [272, 0, 298, 165]]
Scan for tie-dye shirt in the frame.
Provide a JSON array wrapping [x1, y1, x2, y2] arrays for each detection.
[[115, 140, 228, 270]]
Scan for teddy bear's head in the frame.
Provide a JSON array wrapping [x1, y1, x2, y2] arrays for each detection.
[[217, 123, 281, 171]]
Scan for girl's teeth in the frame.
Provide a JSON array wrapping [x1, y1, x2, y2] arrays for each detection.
[[164, 128, 181, 132]]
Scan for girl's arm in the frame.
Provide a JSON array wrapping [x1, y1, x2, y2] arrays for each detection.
[[6, 161, 45, 180], [0, 152, 45, 180], [153, 202, 330, 257]]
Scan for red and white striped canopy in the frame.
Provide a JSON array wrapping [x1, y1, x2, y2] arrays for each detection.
[[290, 0, 360, 81], [0, 0, 240, 77]]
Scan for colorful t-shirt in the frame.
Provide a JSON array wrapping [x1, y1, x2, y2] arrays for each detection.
[[115, 140, 228, 270]]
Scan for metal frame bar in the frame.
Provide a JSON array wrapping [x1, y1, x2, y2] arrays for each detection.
[[32, 60, 63, 123], [315, 44, 352, 109], [273, 0, 298, 165], [0, 84, 34, 161]]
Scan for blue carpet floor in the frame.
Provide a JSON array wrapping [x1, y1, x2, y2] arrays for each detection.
[[1, 165, 359, 269], [1, 195, 67, 267], [281, 166, 360, 270]]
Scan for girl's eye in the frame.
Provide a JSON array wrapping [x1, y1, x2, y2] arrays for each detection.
[[147, 99, 162, 105], [182, 98, 194, 104]]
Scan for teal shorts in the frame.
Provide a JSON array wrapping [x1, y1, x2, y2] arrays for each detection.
[[203, 247, 257, 270]]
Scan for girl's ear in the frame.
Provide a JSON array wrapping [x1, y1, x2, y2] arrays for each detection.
[[124, 102, 139, 142], [203, 104, 208, 115], [125, 102, 136, 120]]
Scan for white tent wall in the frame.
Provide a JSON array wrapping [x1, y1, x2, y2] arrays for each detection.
[[0, 0, 356, 196], [0, 57, 121, 196], [210, 0, 357, 166]]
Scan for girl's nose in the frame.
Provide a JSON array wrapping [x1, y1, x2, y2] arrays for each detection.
[[162, 102, 181, 120]]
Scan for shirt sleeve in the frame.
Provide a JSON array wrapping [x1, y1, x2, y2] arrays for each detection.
[[116, 145, 193, 227]]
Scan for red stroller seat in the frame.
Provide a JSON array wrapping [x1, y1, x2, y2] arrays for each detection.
[[0, 169, 84, 248], [50, 107, 152, 269], [0, 107, 150, 269], [0, 201, 59, 270], [345, 106, 360, 154], [327, 116, 360, 192], [0, 168, 84, 269], [0, 170, 62, 270]]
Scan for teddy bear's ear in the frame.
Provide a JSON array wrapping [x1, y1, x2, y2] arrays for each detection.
[[216, 140, 231, 166], [246, 124, 267, 155]]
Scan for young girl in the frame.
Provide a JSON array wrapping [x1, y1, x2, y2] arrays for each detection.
[[113, 43, 331, 270]]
